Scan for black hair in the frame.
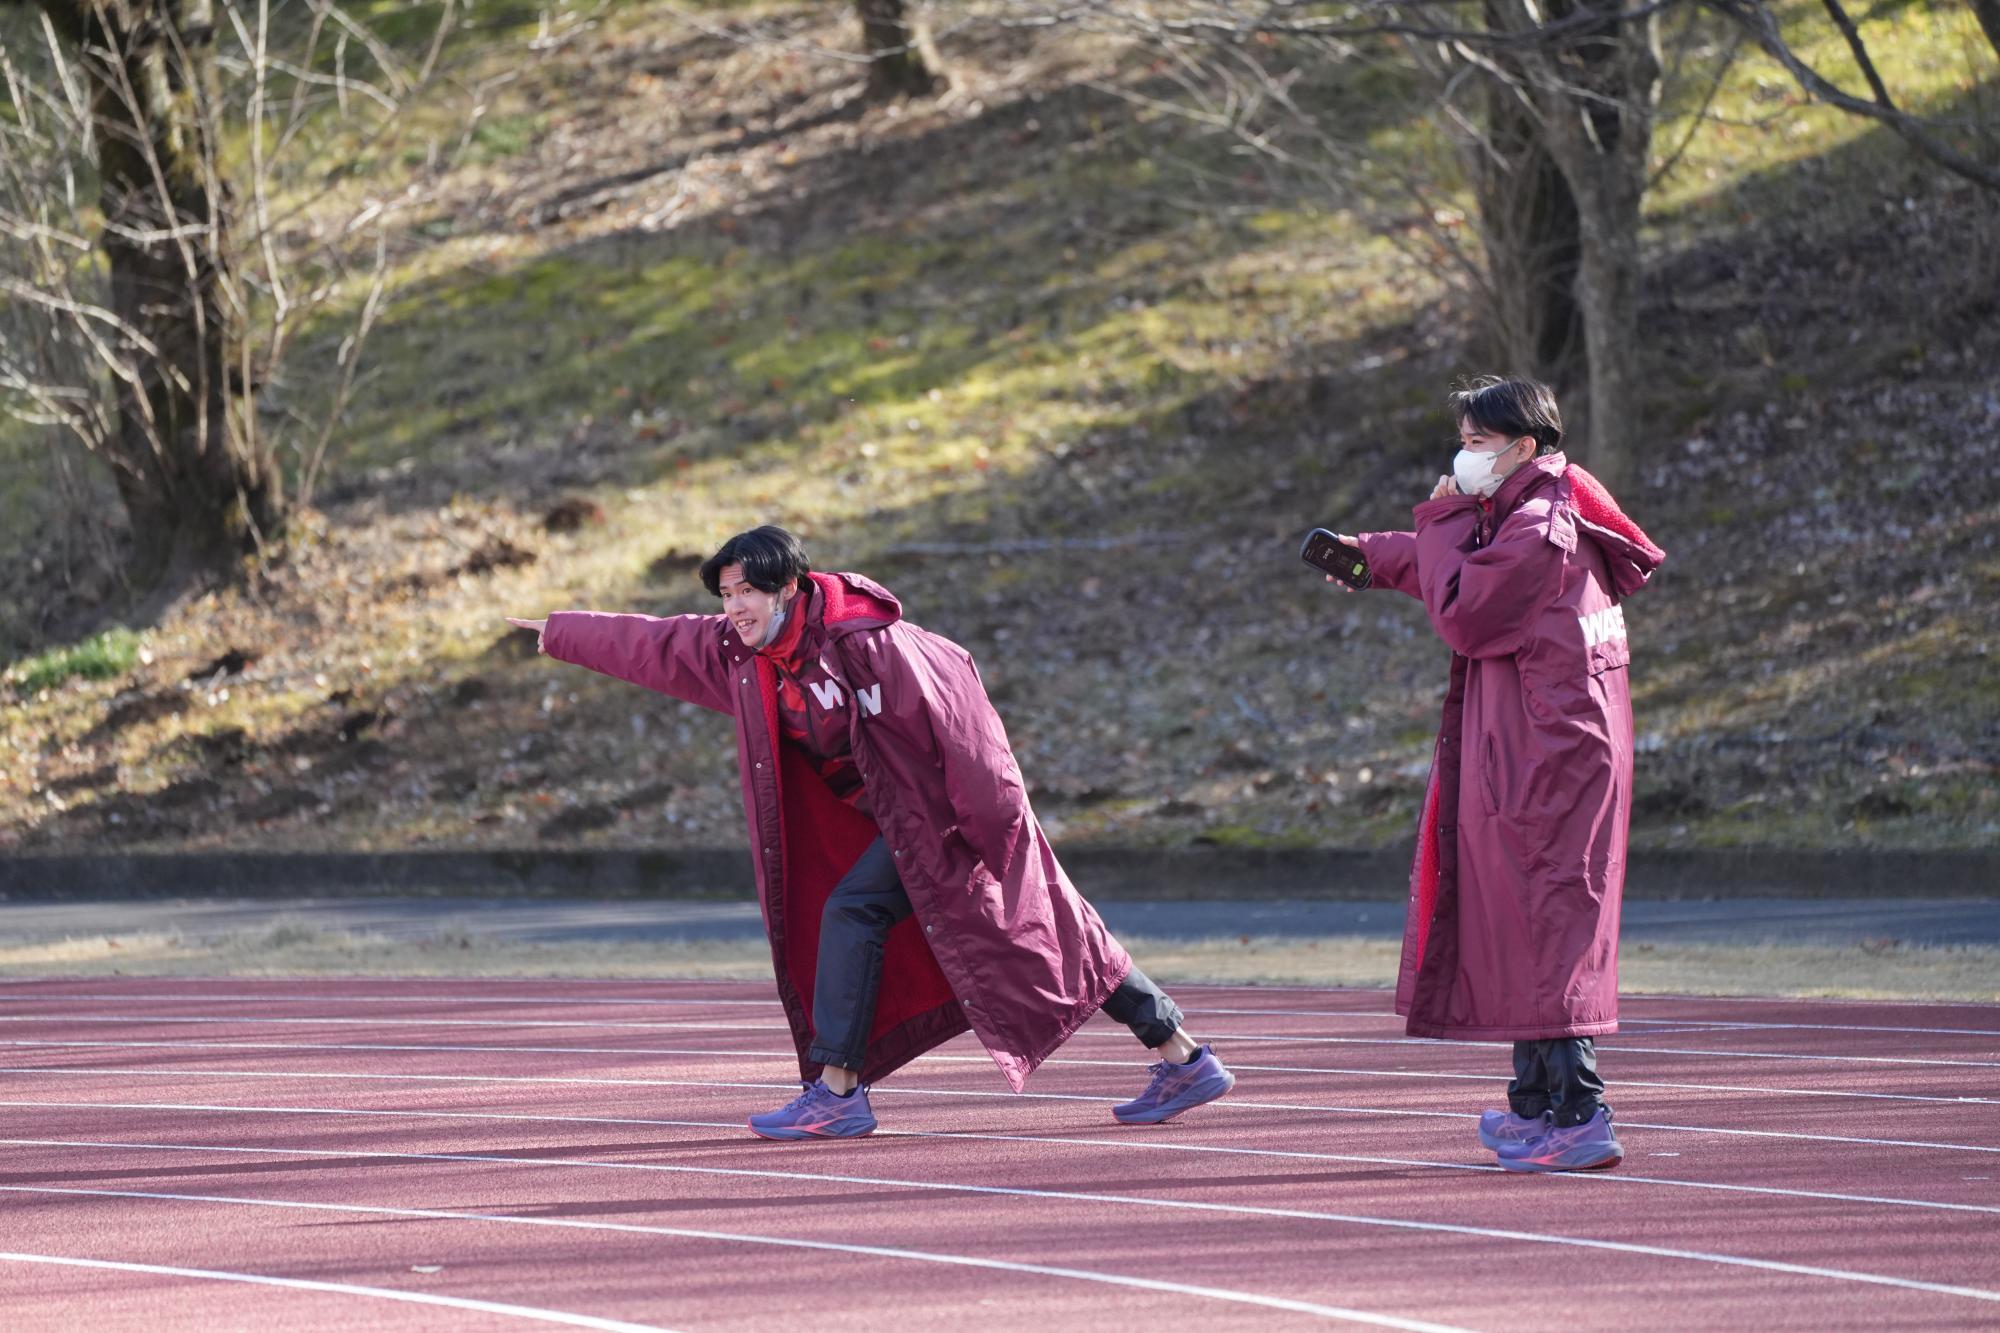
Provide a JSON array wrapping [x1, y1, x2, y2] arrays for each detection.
[[699, 525, 812, 597], [1449, 376, 1564, 456]]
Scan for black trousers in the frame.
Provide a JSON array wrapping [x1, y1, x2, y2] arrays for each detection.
[[1508, 1038, 1607, 1127], [809, 836, 1185, 1072]]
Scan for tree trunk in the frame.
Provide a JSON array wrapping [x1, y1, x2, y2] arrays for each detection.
[[1969, 0, 2000, 62], [1563, 3, 1659, 491], [1485, 0, 1661, 489], [50, 0, 284, 588], [1472, 26, 1586, 396], [1569, 177, 1646, 491], [856, 0, 940, 101]]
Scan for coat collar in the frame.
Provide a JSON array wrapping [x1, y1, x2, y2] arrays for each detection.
[[1487, 450, 1565, 520]]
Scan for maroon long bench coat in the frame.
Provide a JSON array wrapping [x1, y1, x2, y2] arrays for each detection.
[[1356, 456, 1665, 1041], [544, 571, 1132, 1089]]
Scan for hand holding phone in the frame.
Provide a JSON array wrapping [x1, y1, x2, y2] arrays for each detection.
[[1300, 528, 1370, 590]]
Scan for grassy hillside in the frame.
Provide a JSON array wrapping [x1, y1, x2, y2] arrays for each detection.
[[2, 0, 1995, 859]]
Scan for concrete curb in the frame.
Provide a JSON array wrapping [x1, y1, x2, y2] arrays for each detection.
[[2, 846, 1994, 901]]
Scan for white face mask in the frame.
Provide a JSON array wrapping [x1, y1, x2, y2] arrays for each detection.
[[756, 595, 792, 648], [1453, 441, 1524, 498]]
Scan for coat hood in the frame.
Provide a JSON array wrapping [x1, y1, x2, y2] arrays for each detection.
[[807, 570, 903, 637], [1563, 463, 1665, 600], [1496, 454, 1665, 601]]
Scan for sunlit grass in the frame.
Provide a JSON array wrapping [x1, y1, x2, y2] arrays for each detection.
[[5, 628, 142, 694]]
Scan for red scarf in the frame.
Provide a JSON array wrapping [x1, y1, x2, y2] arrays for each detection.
[[759, 586, 871, 817]]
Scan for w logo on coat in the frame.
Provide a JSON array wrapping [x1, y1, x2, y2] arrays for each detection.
[[808, 680, 884, 716], [1579, 605, 1627, 648]]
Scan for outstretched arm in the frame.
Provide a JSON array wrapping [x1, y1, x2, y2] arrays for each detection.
[[514, 611, 737, 714]]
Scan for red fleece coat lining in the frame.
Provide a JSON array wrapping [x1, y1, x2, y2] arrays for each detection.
[[761, 580, 964, 1077]]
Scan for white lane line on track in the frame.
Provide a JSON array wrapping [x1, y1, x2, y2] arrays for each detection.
[[0, 1186, 1475, 1332], [6, 1064, 1998, 1154], [0, 1251, 678, 1332], [8, 1142, 1998, 1307], [0, 992, 791, 1009], [0, 1015, 787, 1032], [1175, 985, 2000, 1022], [1168, 984, 1996, 1007], [0, 978, 776, 990], [16, 977, 1979, 1008], [0, 994, 1403, 1022], [6, 992, 1996, 1038], [12, 1014, 1999, 1072], [6, 1038, 1994, 1109], [8, 1098, 2000, 1220], [1617, 1019, 2000, 1038], [0, 994, 783, 1009], [1117, 1034, 2000, 1069]]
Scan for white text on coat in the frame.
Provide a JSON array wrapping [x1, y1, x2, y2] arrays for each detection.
[[1579, 605, 1627, 649]]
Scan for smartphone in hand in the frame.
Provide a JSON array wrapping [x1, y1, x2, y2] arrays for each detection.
[[1300, 528, 1371, 589]]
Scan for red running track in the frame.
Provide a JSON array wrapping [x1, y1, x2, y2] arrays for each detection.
[[1, 977, 1996, 1331]]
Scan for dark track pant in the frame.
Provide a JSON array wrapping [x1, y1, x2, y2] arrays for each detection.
[[1507, 1038, 1607, 1127], [808, 836, 1184, 1072]]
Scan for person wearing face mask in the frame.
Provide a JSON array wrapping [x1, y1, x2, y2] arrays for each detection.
[[507, 525, 1233, 1139], [1322, 377, 1666, 1172]]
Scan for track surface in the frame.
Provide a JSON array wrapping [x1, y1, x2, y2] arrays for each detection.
[[1, 977, 1995, 1331]]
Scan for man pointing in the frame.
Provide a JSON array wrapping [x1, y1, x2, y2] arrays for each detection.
[[510, 525, 1233, 1139]]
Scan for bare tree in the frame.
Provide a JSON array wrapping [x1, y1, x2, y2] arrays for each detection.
[[857, 0, 943, 99], [1461, 0, 1662, 488], [3, 1, 277, 593], [1033, 0, 1668, 483], [1464, 7, 1587, 399], [1704, 0, 2000, 194], [0, 0, 455, 607]]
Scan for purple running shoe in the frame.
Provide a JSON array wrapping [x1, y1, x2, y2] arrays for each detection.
[[1478, 1109, 1553, 1152], [748, 1080, 877, 1141], [1496, 1108, 1623, 1172], [1113, 1044, 1235, 1125]]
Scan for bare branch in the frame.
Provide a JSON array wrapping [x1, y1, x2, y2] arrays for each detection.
[[1705, 0, 2000, 193], [0, 280, 166, 358], [296, 233, 390, 510], [1818, 0, 1898, 111], [1646, 18, 1742, 190]]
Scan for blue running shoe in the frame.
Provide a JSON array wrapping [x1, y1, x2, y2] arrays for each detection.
[[1478, 1109, 1553, 1152], [748, 1080, 877, 1141], [1497, 1108, 1623, 1172], [1114, 1044, 1235, 1125]]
